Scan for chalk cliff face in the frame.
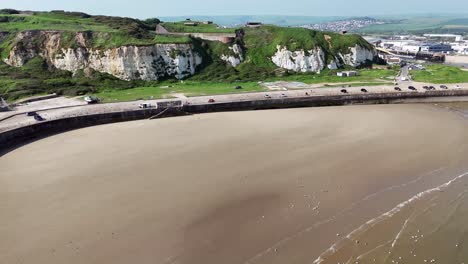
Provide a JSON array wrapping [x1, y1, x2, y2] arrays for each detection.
[[271, 44, 376, 73], [4, 31, 203, 80], [336, 45, 376, 67], [272, 46, 326, 73], [3, 31, 376, 80], [220, 44, 244, 67]]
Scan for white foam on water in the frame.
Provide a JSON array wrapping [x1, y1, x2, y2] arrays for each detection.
[[243, 168, 445, 264], [312, 171, 468, 264]]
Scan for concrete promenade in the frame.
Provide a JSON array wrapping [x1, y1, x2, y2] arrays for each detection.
[[1, 82, 468, 152]]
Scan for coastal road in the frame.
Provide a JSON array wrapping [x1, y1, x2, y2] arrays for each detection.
[[400, 65, 410, 81], [2, 82, 468, 133]]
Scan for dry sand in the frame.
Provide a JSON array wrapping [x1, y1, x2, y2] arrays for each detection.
[[1, 104, 468, 264]]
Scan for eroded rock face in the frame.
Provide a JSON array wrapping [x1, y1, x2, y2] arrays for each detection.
[[336, 45, 376, 68], [220, 44, 244, 67], [4, 31, 203, 80], [272, 46, 326, 73], [271, 44, 377, 72]]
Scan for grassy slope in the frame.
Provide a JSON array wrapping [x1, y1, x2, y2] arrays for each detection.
[[412, 65, 468, 84], [161, 21, 236, 33], [93, 68, 397, 102], [359, 16, 468, 34]]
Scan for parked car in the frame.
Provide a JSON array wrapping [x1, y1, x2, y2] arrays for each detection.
[[408, 86, 416, 91], [208, 98, 215, 103], [455, 84, 461, 89], [423, 86, 429, 90], [264, 94, 271, 98], [26, 111, 37, 116], [394, 87, 402, 91], [429, 86, 435, 90], [84, 96, 100, 104], [440, 85, 448, 89], [305, 92, 310, 96], [341, 89, 348, 93], [361, 88, 368, 93], [34, 114, 45, 121], [139, 103, 152, 109], [281, 93, 288, 98]]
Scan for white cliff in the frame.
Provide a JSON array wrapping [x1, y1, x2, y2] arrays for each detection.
[[4, 31, 203, 80], [336, 45, 376, 67], [220, 44, 244, 67], [271, 46, 326, 73], [4, 31, 377, 79], [271, 44, 376, 72]]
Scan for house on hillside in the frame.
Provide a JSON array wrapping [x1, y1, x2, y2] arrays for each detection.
[[337, 71, 358, 77]]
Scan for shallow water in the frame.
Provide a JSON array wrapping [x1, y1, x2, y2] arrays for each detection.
[[314, 170, 468, 264]]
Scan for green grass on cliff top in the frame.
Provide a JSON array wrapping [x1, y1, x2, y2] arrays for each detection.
[[0, 12, 115, 32], [161, 21, 236, 33]]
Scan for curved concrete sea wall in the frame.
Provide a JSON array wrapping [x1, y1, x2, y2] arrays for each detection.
[[0, 108, 185, 153], [1, 90, 468, 153], [185, 90, 468, 113]]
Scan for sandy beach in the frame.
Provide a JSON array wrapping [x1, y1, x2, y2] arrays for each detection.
[[1, 104, 468, 264]]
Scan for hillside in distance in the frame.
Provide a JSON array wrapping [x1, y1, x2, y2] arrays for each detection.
[[0, 9, 377, 100], [359, 14, 468, 34], [158, 15, 346, 27]]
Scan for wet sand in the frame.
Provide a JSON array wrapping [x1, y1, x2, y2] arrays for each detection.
[[1, 104, 468, 264]]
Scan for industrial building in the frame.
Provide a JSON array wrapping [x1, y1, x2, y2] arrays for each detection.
[[420, 43, 452, 53]]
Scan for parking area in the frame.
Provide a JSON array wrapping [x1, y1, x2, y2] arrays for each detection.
[[0, 97, 87, 121], [188, 82, 468, 105]]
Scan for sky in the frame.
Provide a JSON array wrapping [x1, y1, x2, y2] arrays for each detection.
[[1, 0, 468, 18]]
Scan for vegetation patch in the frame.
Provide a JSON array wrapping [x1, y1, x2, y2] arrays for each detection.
[[161, 21, 236, 33], [411, 64, 468, 84]]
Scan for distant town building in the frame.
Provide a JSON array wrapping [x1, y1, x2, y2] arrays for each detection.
[[401, 45, 422, 53], [451, 42, 468, 55], [424, 34, 464, 42], [246, 22, 262, 28], [203, 21, 213, 24], [304, 17, 383, 32], [337, 71, 358, 77]]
